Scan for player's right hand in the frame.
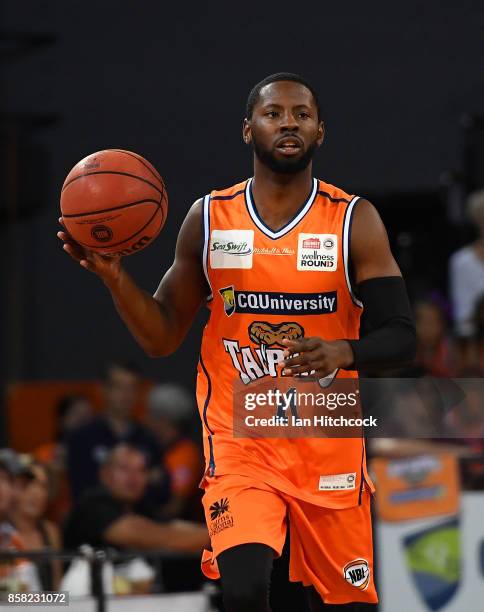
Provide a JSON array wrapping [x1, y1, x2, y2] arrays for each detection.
[[57, 217, 122, 285]]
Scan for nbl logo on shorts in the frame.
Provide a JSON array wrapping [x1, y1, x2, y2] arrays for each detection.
[[343, 559, 370, 590]]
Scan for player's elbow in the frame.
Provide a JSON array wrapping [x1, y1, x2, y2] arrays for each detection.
[[144, 338, 178, 358], [145, 345, 173, 358]]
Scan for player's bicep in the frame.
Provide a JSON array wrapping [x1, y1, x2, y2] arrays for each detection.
[[153, 198, 208, 328], [350, 199, 401, 284]]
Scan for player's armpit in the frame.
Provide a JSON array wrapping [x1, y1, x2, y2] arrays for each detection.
[[151, 198, 209, 356], [350, 199, 401, 283]]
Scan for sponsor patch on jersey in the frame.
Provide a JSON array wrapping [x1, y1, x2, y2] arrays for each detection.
[[297, 233, 338, 271], [210, 229, 254, 269], [319, 472, 356, 491], [253, 246, 295, 256], [218, 287, 337, 316], [343, 559, 370, 590], [208, 497, 234, 536]]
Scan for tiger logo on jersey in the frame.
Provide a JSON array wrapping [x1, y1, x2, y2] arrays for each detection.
[[223, 321, 304, 384], [248, 321, 304, 347]]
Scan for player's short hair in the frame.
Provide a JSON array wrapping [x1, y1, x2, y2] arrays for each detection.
[[246, 72, 321, 120]]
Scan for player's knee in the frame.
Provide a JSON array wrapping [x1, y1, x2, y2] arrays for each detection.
[[222, 575, 270, 612]]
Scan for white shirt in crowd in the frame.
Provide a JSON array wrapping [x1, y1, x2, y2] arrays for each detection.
[[449, 245, 484, 337]]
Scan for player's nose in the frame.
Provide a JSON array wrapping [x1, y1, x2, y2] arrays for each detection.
[[279, 110, 299, 130]]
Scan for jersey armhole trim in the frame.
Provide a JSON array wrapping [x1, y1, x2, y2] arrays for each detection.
[[342, 196, 363, 308], [202, 194, 213, 302]]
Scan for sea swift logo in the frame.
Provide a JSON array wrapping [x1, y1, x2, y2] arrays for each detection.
[[343, 559, 370, 590], [298, 233, 338, 271], [210, 230, 254, 269], [218, 286, 337, 317]]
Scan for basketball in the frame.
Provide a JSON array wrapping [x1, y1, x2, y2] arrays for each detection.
[[60, 149, 167, 256]]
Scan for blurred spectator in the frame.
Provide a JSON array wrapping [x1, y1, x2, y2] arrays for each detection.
[[414, 299, 456, 377], [468, 293, 484, 370], [146, 385, 203, 519], [446, 369, 484, 447], [0, 454, 20, 544], [65, 362, 162, 501], [0, 451, 41, 592], [449, 189, 484, 344], [9, 460, 61, 590], [63, 443, 208, 553], [34, 394, 93, 523]]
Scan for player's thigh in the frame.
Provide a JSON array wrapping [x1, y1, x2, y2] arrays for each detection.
[[202, 473, 287, 558], [218, 543, 274, 609], [289, 489, 377, 605]]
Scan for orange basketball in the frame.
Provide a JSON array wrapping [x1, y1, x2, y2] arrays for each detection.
[[60, 149, 167, 256]]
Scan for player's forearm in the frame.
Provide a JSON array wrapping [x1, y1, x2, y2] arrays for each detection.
[[103, 267, 178, 357], [346, 277, 417, 370]]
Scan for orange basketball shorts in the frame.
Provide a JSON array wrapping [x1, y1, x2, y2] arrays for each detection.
[[200, 473, 378, 605]]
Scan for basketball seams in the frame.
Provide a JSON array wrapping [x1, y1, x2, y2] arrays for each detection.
[[73, 203, 163, 251], [60, 150, 167, 255], [61, 171, 164, 196], [62, 198, 160, 218], [107, 149, 164, 185]]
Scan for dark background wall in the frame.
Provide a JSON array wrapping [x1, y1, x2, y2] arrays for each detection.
[[1, 0, 484, 385]]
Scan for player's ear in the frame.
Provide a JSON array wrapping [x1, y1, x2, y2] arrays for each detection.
[[317, 120, 325, 147], [242, 118, 252, 145]]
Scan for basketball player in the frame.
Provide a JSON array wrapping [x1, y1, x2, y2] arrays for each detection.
[[58, 73, 416, 611]]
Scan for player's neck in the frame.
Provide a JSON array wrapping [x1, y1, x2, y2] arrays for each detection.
[[251, 163, 314, 232]]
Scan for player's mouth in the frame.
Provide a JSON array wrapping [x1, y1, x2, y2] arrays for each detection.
[[275, 136, 303, 156]]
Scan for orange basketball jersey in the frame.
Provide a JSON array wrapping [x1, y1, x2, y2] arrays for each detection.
[[196, 177, 374, 509]]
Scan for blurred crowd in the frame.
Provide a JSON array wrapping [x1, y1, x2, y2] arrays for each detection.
[[0, 189, 483, 596], [0, 363, 209, 594], [414, 189, 484, 378]]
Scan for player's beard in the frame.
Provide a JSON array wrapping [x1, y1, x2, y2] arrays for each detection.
[[251, 137, 318, 175]]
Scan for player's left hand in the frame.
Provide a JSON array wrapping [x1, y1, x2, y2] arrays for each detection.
[[281, 337, 354, 378]]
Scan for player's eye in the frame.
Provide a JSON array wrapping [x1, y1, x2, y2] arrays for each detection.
[[298, 111, 310, 119], [265, 111, 278, 118]]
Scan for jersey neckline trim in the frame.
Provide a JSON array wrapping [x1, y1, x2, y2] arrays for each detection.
[[244, 177, 318, 240]]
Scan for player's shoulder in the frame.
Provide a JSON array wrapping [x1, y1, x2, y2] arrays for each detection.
[[316, 178, 355, 204], [208, 179, 248, 202]]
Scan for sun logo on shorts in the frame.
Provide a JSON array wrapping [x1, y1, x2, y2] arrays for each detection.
[[210, 497, 230, 520]]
